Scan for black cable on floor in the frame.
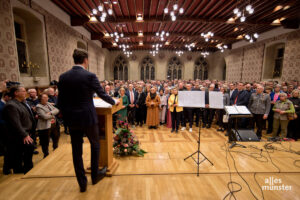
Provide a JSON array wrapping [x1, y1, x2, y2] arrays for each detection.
[[223, 142, 242, 200]]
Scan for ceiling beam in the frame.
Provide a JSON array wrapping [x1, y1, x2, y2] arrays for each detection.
[[71, 15, 275, 26], [101, 41, 224, 49], [91, 32, 238, 41]]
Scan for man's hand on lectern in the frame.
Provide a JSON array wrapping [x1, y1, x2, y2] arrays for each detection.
[[115, 99, 120, 105]]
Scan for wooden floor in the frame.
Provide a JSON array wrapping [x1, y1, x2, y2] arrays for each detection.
[[1, 125, 300, 200]]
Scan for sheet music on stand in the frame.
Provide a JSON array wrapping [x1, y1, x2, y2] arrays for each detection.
[[178, 91, 205, 108], [209, 91, 224, 109], [93, 98, 112, 108], [224, 105, 251, 115]]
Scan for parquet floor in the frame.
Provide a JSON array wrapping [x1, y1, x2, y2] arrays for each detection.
[[0, 124, 300, 200]]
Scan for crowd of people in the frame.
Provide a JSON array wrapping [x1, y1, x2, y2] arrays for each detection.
[[0, 78, 300, 176], [0, 81, 61, 175], [100, 79, 300, 140]]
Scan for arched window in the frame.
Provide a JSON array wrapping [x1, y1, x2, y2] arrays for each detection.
[[194, 57, 208, 80], [263, 42, 285, 79], [13, 8, 47, 77], [140, 56, 155, 80], [167, 57, 183, 80], [113, 55, 128, 80]]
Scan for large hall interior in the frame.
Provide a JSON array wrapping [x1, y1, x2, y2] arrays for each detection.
[[0, 0, 300, 199]]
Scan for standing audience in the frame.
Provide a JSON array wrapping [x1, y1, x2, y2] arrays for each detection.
[[146, 87, 160, 129], [159, 89, 167, 125], [272, 93, 295, 138], [3, 86, 34, 174], [287, 90, 300, 140], [248, 85, 271, 139], [168, 88, 182, 133], [36, 93, 60, 158]]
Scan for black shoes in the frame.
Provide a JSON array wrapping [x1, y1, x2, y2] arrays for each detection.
[[3, 168, 11, 175], [80, 167, 107, 192], [80, 183, 87, 192], [175, 130, 178, 133], [171, 129, 175, 133], [206, 124, 211, 129], [202, 124, 206, 128], [92, 167, 107, 185]]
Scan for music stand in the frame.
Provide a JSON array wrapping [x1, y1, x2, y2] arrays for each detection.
[[184, 120, 214, 176], [178, 91, 214, 176], [224, 106, 253, 149]]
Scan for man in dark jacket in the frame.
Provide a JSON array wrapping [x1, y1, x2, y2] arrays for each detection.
[[3, 86, 34, 174], [135, 85, 147, 126], [228, 82, 250, 131], [230, 83, 250, 106], [126, 84, 138, 128], [57, 49, 119, 192]]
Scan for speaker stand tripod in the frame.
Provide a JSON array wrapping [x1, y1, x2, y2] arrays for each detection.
[[184, 122, 213, 176], [229, 118, 246, 149]]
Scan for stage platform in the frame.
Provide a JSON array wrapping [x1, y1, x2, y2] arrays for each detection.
[[1, 126, 300, 199]]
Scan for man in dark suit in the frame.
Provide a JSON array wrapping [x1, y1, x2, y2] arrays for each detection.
[[57, 49, 119, 192], [135, 85, 147, 126], [228, 82, 250, 135], [126, 84, 137, 128], [230, 82, 249, 106], [3, 86, 35, 174]]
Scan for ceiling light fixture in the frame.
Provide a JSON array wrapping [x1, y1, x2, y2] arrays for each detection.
[[92, 9, 98, 15], [89, 16, 98, 22], [185, 43, 195, 51], [90, 3, 112, 23], [232, 4, 254, 22], [98, 5, 103, 12], [179, 8, 184, 14], [201, 51, 209, 58], [244, 33, 259, 43], [201, 31, 214, 42], [175, 50, 184, 56], [136, 13, 143, 22], [173, 4, 178, 10], [163, 2, 184, 22], [217, 44, 228, 53], [108, 9, 113, 15], [138, 31, 143, 37]]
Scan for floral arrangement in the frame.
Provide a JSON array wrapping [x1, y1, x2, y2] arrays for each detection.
[[113, 121, 147, 156]]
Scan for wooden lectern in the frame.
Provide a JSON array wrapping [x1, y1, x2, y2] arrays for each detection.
[[90, 98, 123, 176]]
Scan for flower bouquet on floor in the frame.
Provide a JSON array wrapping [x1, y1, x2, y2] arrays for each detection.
[[113, 121, 147, 156]]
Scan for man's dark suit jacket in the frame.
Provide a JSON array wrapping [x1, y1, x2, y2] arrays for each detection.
[[136, 92, 146, 107], [230, 89, 249, 106], [3, 99, 33, 140], [126, 90, 138, 105], [57, 66, 115, 128]]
